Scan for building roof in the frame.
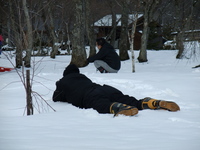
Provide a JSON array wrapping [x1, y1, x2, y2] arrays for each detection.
[[94, 14, 143, 27]]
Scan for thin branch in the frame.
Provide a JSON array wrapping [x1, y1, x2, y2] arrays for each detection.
[[0, 80, 22, 92], [3, 52, 26, 89], [32, 91, 56, 112]]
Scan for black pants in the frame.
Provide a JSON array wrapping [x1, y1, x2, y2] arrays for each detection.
[[83, 84, 143, 114]]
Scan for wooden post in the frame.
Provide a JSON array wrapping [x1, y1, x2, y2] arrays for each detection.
[[26, 70, 33, 115]]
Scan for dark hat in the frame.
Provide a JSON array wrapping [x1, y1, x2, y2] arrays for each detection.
[[63, 64, 79, 76]]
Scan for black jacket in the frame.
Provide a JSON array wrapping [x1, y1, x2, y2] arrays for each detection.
[[52, 64, 98, 108], [87, 42, 121, 70], [52, 64, 141, 113]]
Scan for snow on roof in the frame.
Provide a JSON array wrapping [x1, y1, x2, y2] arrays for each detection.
[[171, 29, 200, 35], [94, 14, 143, 27]]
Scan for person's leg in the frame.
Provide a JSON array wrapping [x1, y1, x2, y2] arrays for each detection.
[[100, 85, 143, 110], [100, 85, 180, 112], [83, 87, 138, 116], [83, 88, 113, 113], [94, 60, 118, 73]]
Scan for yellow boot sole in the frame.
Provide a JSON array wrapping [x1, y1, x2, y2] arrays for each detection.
[[159, 101, 180, 111], [115, 107, 138, 117]]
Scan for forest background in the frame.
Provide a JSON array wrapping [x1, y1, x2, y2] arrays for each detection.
[[0, 1, 200, 149], [0, 0, 200, 68]]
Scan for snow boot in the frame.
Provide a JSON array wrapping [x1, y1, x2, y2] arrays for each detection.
[[97, 66, 108, 73], [141, 97, 180, 111], [110, 102, 138, 117]]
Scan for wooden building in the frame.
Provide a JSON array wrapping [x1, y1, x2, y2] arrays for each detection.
[[93, 14, 143, 50]]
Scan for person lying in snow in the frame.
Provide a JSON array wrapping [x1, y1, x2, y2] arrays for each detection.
[[52, 64, 180, 116], [87, 38, 121, 73]]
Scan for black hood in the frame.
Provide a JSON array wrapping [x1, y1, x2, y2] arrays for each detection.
[[63, 64, 80, 76]]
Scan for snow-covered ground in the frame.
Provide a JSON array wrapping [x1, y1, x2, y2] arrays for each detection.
[[0, 49, 200, 150]]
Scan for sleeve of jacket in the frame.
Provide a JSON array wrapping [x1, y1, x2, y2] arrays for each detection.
[[52, 80, 63, 102], [87, 48, 109, 62]]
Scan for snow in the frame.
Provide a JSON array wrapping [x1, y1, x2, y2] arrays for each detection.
[[0, 49, 200, 150]]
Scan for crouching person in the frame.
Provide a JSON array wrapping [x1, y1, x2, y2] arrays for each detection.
[[87, 38, 121, 73], [53, 64, 180, 117]]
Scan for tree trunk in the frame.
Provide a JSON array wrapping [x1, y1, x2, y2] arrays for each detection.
[[9, 0, 23, 68], [48, 5, 59, 59], [138, 15, 149, 62], [174, 0, 184, 59], [106, 13, 119, 47], [174, 0, 196, 59], [138, 0, 161, 63], [129, 13, 138, 73], [138, 1, 149, 63], [119, 1, 129, 61], [22, 0, 33, 67], [26, 70, 33, 115], [85, 0, 96, 57], [176, 32, 184, 58], [71, 0, 87, 67], [65, 23, 71, 55], [110, 10, 117, 47]]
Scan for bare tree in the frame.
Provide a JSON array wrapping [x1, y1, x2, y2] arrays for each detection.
[[26, 70, 33, 115], [2, 52, 56, 115], [32, 0, 50, 56], [71, 0, 87, 67], [22, 0, 33, 67], [138, 0, 161, 63], [85, 0, 96, 57], [2, 0, 199, 68], [117, 0, 130, 61], [65, 22, 71, 55], [128, 14, 138, 73], [105, 0, 118, 47], [128, 2, 140, 73], [46, 2, 59, 59], [8, 0, 23, 68], [110, 10, 117, 47], [174, 0, 199, 59]]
